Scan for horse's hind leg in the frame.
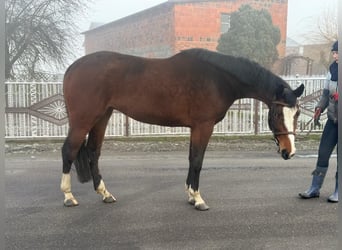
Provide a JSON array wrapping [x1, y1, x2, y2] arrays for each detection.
[[186, 123, 214, 211], [61, 129, 89, 207], [87, 108, 116, 203]]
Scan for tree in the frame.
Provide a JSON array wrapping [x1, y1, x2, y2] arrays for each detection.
[[305, 4, 338, 70], [217, 5, 280, 69], [303, 2, 337, 44], [5, 0, 90, 80]]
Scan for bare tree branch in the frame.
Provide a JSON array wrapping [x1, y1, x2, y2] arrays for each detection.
[[303, 4, 337, 44], [5, 0, 91, 80]]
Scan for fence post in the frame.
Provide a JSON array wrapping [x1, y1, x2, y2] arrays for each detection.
[[30, 82, 37, 137], [125, 115, 130, 137], [254, 100, 260, 135]]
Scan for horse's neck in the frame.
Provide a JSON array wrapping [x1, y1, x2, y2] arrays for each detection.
[[219, 58, 281, 106], [244, 84, 275, 106], [234, 73, 277, 107]]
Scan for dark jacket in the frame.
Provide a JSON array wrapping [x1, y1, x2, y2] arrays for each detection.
[[316, 64, 338, 123]]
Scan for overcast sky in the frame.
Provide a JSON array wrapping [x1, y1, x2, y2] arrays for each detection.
[[75, 0, 337, 56]]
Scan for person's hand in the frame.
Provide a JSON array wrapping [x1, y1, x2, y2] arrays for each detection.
[[314, 107, 321, 126], [314, 107, 321, 120], [332, 92, 338, 102]]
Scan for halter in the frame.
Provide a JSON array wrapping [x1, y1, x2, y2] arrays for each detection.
[[271, 100, 290, 106], [273, 131, 296, 136]]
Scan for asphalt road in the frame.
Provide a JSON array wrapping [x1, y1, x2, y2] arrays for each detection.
[[5, 149, 338, 250]]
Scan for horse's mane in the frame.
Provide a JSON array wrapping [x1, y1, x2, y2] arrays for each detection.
[[180, 48, 289, 90]]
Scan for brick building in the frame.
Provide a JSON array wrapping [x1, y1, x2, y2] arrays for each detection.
[[83, 0, 288, 58]]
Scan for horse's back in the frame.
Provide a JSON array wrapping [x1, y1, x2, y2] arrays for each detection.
[[63, 51, 186, 98], [62, 50, 229, 128], [63, 51, 142, 100], [64, 51, 140, 81]]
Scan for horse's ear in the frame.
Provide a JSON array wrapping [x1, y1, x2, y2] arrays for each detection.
[[293, 84, 304, 97]]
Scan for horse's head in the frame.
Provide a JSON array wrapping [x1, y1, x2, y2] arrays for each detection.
[[268, 84, 304, 160]]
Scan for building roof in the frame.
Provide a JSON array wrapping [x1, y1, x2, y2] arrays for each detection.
[[88, 22, 104, 30], [82, 2, 173, 34], [286, 37, 301, 47], [82, 0, 232, 34]]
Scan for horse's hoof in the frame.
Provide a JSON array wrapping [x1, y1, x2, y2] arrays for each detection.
[[103, 196, 116, 203], [195, 203, 210, 211], [64, 199, 79, 207]]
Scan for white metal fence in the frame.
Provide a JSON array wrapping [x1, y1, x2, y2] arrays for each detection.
[[5, 76, 326, 139]]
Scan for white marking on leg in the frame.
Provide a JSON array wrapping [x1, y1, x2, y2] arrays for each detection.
[[60, 173, 78, 206], [96, 180, 116, 201], [187, 185, 205, 206], [283, 106, 297, 156], [185, 184, 195, 204]]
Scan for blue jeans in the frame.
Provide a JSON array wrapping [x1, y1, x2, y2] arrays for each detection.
[[316, 119, 338, 169]]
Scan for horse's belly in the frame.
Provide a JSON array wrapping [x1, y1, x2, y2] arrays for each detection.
[[123, 110, 187, 127]]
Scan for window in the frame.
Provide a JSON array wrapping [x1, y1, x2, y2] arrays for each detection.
[[220, 13, 230, 33]]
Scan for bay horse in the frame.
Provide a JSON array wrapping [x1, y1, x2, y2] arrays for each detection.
[[61, 49, 304, 211]]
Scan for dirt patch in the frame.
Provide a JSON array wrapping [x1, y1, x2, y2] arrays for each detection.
[[5, 134, 320, 156]]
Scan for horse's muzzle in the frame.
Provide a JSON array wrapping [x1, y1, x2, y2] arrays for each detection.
[[281, 149, 294, 160]]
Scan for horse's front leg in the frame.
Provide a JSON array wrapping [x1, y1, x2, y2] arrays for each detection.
[[185, 124, 213, 211], [185, 157, 209, 211], [185, 183, 208, 210]]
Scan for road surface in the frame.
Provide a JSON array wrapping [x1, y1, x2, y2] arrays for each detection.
[[5, 148, 338, 250]]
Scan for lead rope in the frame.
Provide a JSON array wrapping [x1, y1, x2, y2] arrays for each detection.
[[298, 111, 327, 137]]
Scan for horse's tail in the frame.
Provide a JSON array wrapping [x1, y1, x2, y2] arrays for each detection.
[[74, 141, 92, 183]]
